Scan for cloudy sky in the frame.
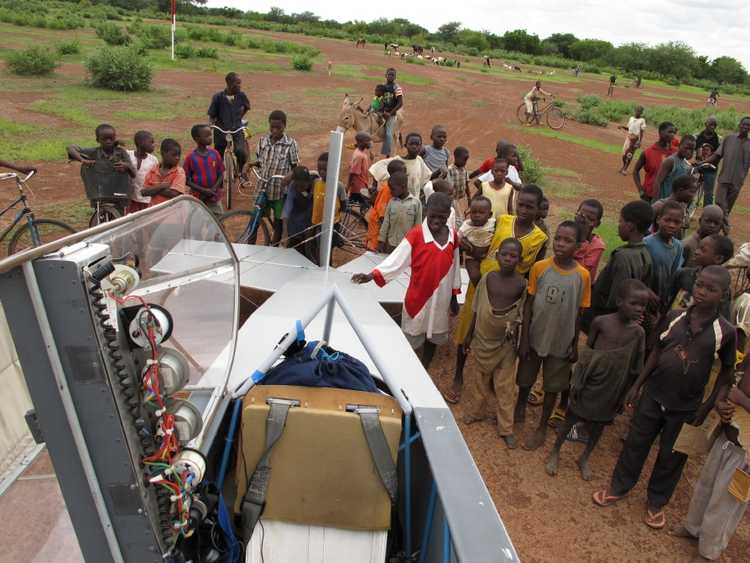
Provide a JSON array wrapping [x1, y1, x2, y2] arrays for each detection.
[[204, 0, 750, 69]]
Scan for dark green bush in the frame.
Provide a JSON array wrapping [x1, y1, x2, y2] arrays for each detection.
[[85, 47, 151, 91], [56, 39, 80, 56], [291, 55, 312, 71], [6, 46, 58, 75], [175, 44, 195, 58], [96, 22, 129, 46], [517, 146, 544, 185], [196, 47, 218, 59]]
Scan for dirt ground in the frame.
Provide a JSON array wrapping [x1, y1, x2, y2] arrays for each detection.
[[2, 29, 749, 562]]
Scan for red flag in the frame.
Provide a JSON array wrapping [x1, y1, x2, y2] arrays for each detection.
[[171, 0, 176, 16]]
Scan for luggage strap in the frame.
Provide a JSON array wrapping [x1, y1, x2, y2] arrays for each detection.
[[240, 398, 398, 541]]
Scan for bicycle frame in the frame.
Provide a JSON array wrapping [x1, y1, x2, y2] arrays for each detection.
[[0, 195, 34, 244]]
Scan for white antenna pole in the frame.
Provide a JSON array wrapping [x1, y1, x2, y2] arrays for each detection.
[[170, 3, 176, 61], [320, 130, 344, 271]]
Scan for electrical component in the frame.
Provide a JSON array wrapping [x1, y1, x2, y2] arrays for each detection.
[[101, 264, 140, 297], [173, 449, 207, 485], [168, 400, 203, 444], [128, 305, 172, 348], [143, 349, 189, 396]]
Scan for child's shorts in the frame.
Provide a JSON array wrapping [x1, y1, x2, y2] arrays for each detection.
[[404, 331, 449, 349], [516, 349, 571, 393]]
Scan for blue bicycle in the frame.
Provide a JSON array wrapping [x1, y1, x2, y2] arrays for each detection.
[[218, 167, 283, 244], [0, 170, 75, 255]]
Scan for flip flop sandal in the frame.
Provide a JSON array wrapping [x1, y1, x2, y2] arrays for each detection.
[[442, 389, 460, 404], [645, 509, 666, 530], [592, 490, 624, 507], [547, 410, 566, 428], [527, 390, 544, 406]]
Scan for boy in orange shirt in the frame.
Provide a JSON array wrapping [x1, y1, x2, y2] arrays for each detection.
[[348, 132, 372, 206], [366, 159, 406, 251], [143, 139, 187, 207]]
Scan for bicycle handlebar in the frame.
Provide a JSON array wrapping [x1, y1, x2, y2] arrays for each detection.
[[0, 170, 35, 183], [210, 125, 247, 135]]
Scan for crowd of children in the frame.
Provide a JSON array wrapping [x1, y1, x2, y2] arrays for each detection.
[[350, 122, 749, 561], [55, 82, 750, 561]]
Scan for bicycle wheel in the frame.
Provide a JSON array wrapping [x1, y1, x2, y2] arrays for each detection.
[[224, 152, 238, 210], [236, 168, 259, 201], [516, 103, 531, 125], [688, 181, 704, 222], [8, 218, 76, 255], [218, 210, 271, 245], [337, 208, 369, 249], [89, 204, 122, 228], [546, 107, 565, 130]]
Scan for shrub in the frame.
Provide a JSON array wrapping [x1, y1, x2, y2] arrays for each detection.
[[6, 46, 58, 76], [223, 32, 241, 46], [57, 40, 81, 56], [517, 146, 544, 186], [175, 44, 195, 59], [574, 108, 609, 127], [96, 22, 129, 46], [291, 55, 312, 71], [85, 47, 152, 91], [196, 47, 218, 59], [136, 25, 172, 49]]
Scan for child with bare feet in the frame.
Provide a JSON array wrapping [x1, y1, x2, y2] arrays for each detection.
[[463, 238, 527, 449], [515, 220, 591, 450], [593, 266, 737, 531], [545, 279, 647, 480]]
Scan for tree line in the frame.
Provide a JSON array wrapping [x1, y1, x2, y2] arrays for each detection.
[[67, 1, 749, 87]]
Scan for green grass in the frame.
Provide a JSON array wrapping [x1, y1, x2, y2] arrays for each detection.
[[36, 200, 91, 229], [545, 177, 589, 200], [514, 125, 623, 155], [542, 166, 581, 179], [595, 218, 621, 260]]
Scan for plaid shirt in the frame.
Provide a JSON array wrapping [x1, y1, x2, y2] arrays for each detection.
[[256, 133, 300, 200], [446, 164, 469, 199]]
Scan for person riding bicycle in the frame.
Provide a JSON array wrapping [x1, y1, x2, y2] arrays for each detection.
[[67, 124, 135, 211], [208, 72, 251, 174], [523, 81, 552, 125]]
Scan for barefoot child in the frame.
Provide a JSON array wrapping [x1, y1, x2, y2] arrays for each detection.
[[654, 135, 696, 200], [463, 238, 528, 449], [651, 174, 698, 240], [516, 220, 591, 450], [618, 106, 646, 174], [535, 196, 550, 238], [352, 192, 460, 369], [682, 204, 724, 266], [670, 234, 733, 316], [672, 363, 750, 561], [446, 185, 548, 404], [447, 146, 471, 203], [378, 171, 421, 253], [594, 266, 737, 531], [366, 159, 405, 251], [545, 279, 647, 480], [573, 199, 606, 280]]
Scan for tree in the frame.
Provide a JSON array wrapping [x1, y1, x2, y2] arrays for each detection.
[[436, 22, 461, 43], [568, 39, 613, 62], [647, 42, 697, 80], [502, 29, 541, 55], [267, 6, 286, 22], [292, 11, 319, 23], [458, 29, 489, 52], [710, 56, 747, 85], [542, 33, 578, 58], [609, 43, 648, 72]]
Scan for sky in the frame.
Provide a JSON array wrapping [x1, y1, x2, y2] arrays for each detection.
[[204, 0, 750, 69]]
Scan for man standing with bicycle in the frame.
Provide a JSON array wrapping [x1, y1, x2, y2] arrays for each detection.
[[208, 72, 251, 174], [523, 81, 552, 126]]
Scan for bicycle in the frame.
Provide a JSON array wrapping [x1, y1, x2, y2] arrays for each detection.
[[210, 124, 249, 211], [89, 198, 126, 227], [218, 167, 283, 245], [337, 198, 369, 252], [0, 170, 76, 255], [516, 99, 565, 130], [688, 162, 717, 222]]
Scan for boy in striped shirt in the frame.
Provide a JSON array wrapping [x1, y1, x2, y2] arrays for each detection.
[[184, 124, 225, 216]]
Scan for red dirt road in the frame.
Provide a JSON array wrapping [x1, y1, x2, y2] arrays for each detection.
[[1, 30, 748, 561]]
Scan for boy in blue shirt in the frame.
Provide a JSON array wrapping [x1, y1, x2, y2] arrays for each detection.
[[644, 200, 684, 313], [183, 124, 225, 216]]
